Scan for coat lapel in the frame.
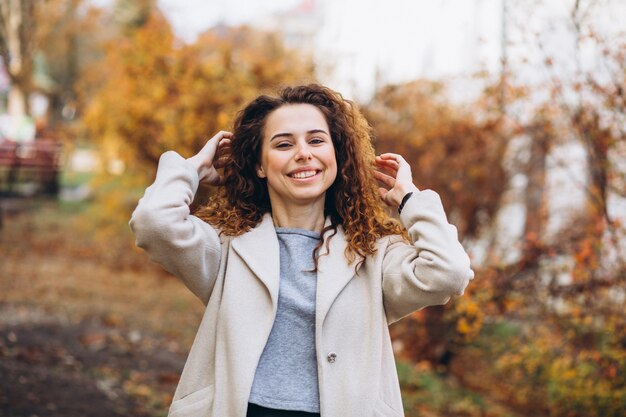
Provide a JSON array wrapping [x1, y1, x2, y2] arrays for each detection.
[[230, 214, 361, 327], [230, 213, 281, 307], [316, 223, 361, 328]]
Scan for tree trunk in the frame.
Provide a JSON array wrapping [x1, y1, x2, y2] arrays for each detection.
[[7, 81, 28, 115], [0, 0, 36, 116], [522, 120, 551, 258]]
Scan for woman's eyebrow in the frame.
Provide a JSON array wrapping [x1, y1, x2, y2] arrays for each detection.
[[270, 132, 293, 141], [270, 129, 329, 142], [308, 129, 329, 136]]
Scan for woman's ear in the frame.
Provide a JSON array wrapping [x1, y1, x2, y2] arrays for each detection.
[[257, 166, 266, 178]]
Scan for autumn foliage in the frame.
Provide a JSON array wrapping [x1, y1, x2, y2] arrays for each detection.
[[83, 11, 315, 175], [5, 2, 626, 417], [361, 13, 626, 417]]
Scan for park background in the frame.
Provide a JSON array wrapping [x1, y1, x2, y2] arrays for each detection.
[[1, 0, 625, 416]]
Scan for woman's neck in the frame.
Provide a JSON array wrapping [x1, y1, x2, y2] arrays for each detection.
[[270, 199, 326, 232]]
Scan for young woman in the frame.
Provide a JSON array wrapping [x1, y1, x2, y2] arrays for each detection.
[[130, 84, 473, 417]]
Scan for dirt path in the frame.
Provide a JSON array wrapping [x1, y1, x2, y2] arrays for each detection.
[[0, 304, 185, 417], [0, 200, 208, 417]]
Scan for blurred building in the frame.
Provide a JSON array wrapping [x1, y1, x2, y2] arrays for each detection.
[[255, 0, 321, 53]]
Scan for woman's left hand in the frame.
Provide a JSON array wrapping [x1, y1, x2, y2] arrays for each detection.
[[374, 153, 420, 209]]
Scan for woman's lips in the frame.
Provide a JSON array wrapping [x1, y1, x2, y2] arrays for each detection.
[[288, 169, 320, 179]]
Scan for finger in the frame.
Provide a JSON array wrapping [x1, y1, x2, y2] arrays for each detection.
[[209, 131, 233, 145], [215, 139, 232, 155], [375, 166, 397, 179], [378, 187, 388, 200], [216, 143, 232, 155], [380, 154, 415, 180], [214, 159, 228, 169], [373, 169, 394, 180], [216, 146, 231, 157], [215, 130, 233, 139], [217, 141, 231, 152], [214, 151, 231, 169], [375, 157, 399, 168], [375, 161, 399, 171], [215, 151, 231, 161], [374, 161, 398, 177], [199, 132, 230, 156], [378, 152, 406, 163], [376, 154, 400, 164], [375, 157, 400, 173], [373, 170, 395, 188], [378, 187, 396, 207]]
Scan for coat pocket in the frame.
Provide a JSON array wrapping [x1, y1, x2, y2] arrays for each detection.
[[373, 398, 404, 417], [168, 385, 214, 417]]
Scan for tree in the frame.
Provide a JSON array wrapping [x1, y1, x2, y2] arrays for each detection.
[[84, 13, 315, 174], [365, 80, 510, 240], [80, 11, 315, 231], [449, 2, 626, 415], [365, 80, 510, 366], [365, 3, 626, 414], [0, 0, 37, 115]]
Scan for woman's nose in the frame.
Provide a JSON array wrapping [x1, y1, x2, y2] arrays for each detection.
[[294, 143, 313, 161]]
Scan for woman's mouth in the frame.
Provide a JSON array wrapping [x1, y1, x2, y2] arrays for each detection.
[[288, 170, 319, 179]]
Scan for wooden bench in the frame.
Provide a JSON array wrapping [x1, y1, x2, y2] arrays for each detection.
[[0, 138, 63, 196]]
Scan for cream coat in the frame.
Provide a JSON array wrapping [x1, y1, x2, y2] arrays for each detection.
[[130, 151, 474, 417]]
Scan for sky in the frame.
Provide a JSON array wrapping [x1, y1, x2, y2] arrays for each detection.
[[91, 0, 504, 99], [90, 0, 626, 100], [157, 0, 301, 38], [156, 0, 504, 99]]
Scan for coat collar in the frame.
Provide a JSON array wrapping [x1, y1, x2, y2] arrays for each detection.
[[230, 213, 281, 306], [316, 218, 362, 327], [230, 213, 361, 324]]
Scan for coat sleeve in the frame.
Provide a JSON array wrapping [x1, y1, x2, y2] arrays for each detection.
[[129, 151, 222, 305], [381, 189, 474, 323]]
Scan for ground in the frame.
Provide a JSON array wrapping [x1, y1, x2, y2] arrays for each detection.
[[0, 305, 183, 417], [0, 198, 524, 417], [0, 199, 204, 417]]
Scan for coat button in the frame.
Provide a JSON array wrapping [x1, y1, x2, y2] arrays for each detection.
[[327, 352, 337, 363]]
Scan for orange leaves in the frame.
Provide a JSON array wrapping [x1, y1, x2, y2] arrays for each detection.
[[80, 15, 317, 235], [84, 16, 315, 175], [365, 80, 510, 239], [573, 237, 597, 268]]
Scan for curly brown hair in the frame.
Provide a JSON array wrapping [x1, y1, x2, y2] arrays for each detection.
[[195, 84, 406, 267]]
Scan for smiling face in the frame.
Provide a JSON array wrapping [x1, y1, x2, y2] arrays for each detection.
[[257, 103, 338, 211]]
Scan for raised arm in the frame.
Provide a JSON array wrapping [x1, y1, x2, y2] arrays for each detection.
[[129, 132, 232, 304], [374, 153, 474, 323]]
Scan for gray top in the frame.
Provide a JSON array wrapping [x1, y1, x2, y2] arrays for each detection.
[[248, 227, 321, 413]]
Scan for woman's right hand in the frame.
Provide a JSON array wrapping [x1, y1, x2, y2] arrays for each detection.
[[186, 131, 233, 186]]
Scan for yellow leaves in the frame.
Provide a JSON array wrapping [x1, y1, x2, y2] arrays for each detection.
[[123, 378, 152, 399], [453, 298, 484, 342], [79, 14, 317, 233], [122, 370, 174, 412], [456, 318, 471, 334], [489, 317, 626, 417], [85, 15, 315, 173]]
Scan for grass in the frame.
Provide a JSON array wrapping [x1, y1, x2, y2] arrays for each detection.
[[0, 200, 205, 350], [397, 360, 523, 417], [60, 170, 95, 189]]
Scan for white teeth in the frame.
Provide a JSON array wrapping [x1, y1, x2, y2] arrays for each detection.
[[290, 170, 317, 179]]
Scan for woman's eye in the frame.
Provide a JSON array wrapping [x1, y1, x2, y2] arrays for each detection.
[[276, 142, 292, 148], [310, 138, 324, 144]]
